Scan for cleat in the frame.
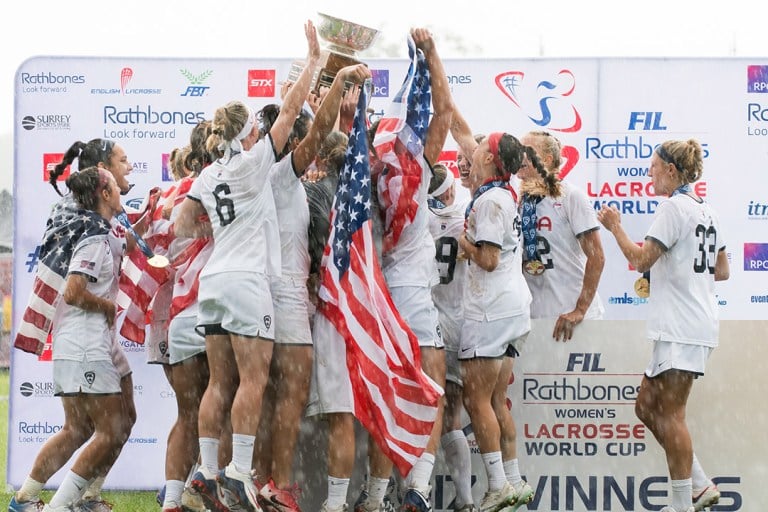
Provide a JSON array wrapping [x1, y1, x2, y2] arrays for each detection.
[[216, 463, 264, 512], [181, 486, 207, 512], [498, 481, 534, 512], [156, 485, 166, 506], [399, 488, 432, 512], [320, 502, 349, 512], [77, 499, 113, 512], [189, 467, 229, 512], [693, 484, 720, 511], [259, 478, 302, 512], [479, 481, 516, 512], [454, 505, 478, 512], [8, 497, 45, 512]]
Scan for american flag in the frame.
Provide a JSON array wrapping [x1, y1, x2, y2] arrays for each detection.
[[318, 81, 443, 477], [116, 187, 173, 344], [14, 199, 111, 355], [373, 35, 431, 254]]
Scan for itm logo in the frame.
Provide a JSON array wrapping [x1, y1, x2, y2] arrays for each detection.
[[627, 112, 667, 130], [494, 69, 582, 133], [120, 67, 133, 95], [180, 69, 213, 97], [371, 69, 389, 97], [747, 200, 768, 219], [248, 69, 276, 97], [743, 242, 768, 271], [747, 65, 768, 93]]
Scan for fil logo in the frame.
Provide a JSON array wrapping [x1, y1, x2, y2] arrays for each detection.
[[248, 69, 276, 97], [180, 69, 212, 97], [743, 242, 768, 271], [747, 65, 768, 93], [566, 353, 606, 372], [628, 112, 667, 130], [120, 67, 133, 95], [43, 153, 66, 182], [371, 69, 389, 97]]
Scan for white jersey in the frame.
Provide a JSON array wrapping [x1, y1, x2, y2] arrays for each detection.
[[645, 193, 725, 347], [428, 198, 469, 350], [269, 155, 310, 279], [188, 137, 279, 277], [524, 182, 604, 319], [379, 158, 439, 288], [463, 187, 531, 321], [52, 238, 117, 362]]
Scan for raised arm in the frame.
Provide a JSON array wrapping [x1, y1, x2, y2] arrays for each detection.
[[412, 28, 453, 165], [450, 104, 479, 163], [270, 20, 321, 154]]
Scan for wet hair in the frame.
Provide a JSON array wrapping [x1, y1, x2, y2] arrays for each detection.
[[488, 132, 547, 180], [50, 138, 116, 196], [65, 166, 109, 211], [258, 104, 313, 159], [316, 130, 349, 179], [206, 100, 250, 155], [656, 139, 704, 184], [523, 131, 563, 197], [428, 163, 451, 196], [186, 120, 216, 175], [169, 146, 191, 181]]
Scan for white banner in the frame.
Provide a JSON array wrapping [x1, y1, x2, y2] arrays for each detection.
[[11, 56, 768, 509]]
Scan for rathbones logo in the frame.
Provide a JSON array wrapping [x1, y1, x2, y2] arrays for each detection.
[[371, 69, 389, 97], [748, 65, 768, 93], [743, 242, 768, 271], [248, 69, 276, 97], [19, 381, 55, 398], [180, 69, 213, 97], [103, 105, 206, 125], [21, 114, 71, 131], [494, 69, 581, 133], [19, 72, 85, 94]]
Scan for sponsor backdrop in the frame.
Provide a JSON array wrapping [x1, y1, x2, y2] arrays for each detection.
[[10, 57, 768, 509]]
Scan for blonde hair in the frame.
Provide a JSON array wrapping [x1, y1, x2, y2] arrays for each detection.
[[656, 139, 704, 184], [522, 130, 563, 198], [169, 146, 191, 181], [206, 101, 251, 155]]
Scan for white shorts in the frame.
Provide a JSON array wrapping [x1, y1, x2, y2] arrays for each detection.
[[147, 318, 171, 365], [53, 359, 122, 395], [110, 335, 132, 378], [169, 314, 206, 365], [306, 312, 354, 416], [645, 340, 713, 378], [459, 314, 530, 359], [197, 271, 275, 339], [271, 276, 312, 345], [445, 349, 462, 386], [438, 314, 462, 353], [389, 286, 444, 349]]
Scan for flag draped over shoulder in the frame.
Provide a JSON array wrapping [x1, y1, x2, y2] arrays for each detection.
[[14, 199, 111, 355], [116, 187, 173, 343], [318, 81, 443, 477], [373, 35, 432, 254]]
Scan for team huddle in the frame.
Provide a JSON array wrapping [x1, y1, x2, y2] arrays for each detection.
[[10, 20, 727, 512]]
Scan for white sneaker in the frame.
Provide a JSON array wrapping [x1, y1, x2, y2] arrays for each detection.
[[498, 481, 535, 511], [320, 501, 349, 512], [479, 482, 516, 512], [692, 484, 720, 511]]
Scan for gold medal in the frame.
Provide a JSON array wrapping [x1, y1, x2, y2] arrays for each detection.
[[524, 260, 545, 276], [634, 276, 650, 298], [147, 254, 170, 268]]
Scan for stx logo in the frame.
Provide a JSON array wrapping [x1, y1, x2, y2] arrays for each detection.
[[248, 69, 276, 97], [43, 153, 66, 182]]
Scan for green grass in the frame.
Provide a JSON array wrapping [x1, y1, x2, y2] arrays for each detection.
[[0, 368, 159, 510]]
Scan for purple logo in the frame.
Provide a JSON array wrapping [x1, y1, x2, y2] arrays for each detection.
[[743, 242, 768, 271], [748, 66, 768, 93], [371, 69, 389, 97]]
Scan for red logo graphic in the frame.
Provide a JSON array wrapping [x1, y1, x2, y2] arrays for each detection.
[[121, 67, 133, 94], [43, 153, 66, 182], [437, 150, 459, 177], [558, 145, 579, 180], [248, 69, 276, 97]]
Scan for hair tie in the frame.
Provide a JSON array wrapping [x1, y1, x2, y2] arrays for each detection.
[[429, 170, 454, 198], [487, 132, 505, 173], [236, 106, 256, 141]]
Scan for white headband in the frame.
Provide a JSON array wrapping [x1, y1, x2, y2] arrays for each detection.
[[429, 170, 455, 198], [236, 106, 256, 141]]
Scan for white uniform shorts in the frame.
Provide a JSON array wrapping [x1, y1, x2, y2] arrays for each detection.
[[271, 276, 312, 345], [306, 312, 354, 416], [459, 314, 531, 360], [197, 271, 275, 339], [110, 335, 131, 379], [389, 286, 444, 349], [54, 359, 122, 395], [645, 340, 713, 378], [147, 318, 171, 365], [445, 349, 462, 386], [169, 314, 206, 365]]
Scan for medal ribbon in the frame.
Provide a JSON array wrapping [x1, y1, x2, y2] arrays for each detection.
[[521, 193, 543, 263], [464, 177, 517, 220]]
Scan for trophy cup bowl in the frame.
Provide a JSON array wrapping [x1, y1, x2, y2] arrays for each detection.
[[313, 13, 379, 91]]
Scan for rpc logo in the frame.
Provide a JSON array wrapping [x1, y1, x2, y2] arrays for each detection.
[[248, 69, 276, 97], [748, 65, 768, 93], [371, 69, 389, 97], [744, 242, 768, 271]]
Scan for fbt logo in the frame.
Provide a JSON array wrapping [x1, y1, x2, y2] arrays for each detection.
[[248, 69, 276, 97], [627, 111, 667, 131], [371, 69, 389, 97], [743, 242, 768, 271], [43, 153, 66, 182], [747, 65, 768, 93], [180, 69, 212, 97]]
